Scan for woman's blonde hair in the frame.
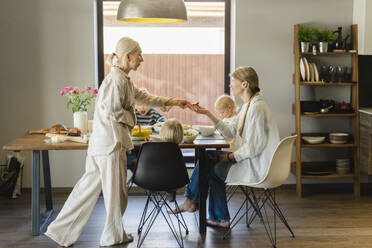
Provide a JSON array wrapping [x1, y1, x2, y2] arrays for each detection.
[[230, 66, 260, 94], [230, 67, 260, 137], [159, 119, 184, 144], [106, 37, 140, 69], [215, 95, 236, 110]]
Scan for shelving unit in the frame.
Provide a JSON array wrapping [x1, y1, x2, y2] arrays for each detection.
[[293, 24, 360, 197]]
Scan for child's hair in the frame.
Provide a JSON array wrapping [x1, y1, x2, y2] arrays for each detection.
[[159, 119, 184, 144], [215, 95, 236, 110]]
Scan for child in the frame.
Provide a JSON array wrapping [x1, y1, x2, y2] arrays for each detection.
[[127, 88, 167, 169], [214, 95, 237, 152], [135, 88, 166, 125], [159, 118, 184, 144]]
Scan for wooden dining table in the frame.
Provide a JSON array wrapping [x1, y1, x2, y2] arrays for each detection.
[[3, 132, 229, 236]]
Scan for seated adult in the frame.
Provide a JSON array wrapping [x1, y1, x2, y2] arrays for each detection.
[[171, 66, 280, 228]]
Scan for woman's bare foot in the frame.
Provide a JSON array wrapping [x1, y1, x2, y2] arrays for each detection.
[[206, 220, 230, 228], [168, 198, 197, 214]]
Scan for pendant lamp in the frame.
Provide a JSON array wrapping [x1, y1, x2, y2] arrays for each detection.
[[117, 0, 187, 23]]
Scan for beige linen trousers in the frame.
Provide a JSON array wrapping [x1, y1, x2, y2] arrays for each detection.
[[45, 67, 170, 247], [45, 148, 128, 246]]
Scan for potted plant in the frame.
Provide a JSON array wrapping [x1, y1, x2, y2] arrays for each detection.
[[313, 28, 335, 52], [297, 26, 313, 52], [60, 85, 98, 133]]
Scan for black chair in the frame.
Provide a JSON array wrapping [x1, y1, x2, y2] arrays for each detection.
[[133, 142, 190, 248]]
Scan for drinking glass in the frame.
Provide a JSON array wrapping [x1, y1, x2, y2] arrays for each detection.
[[320, 65, 329, 82], [328, 65, 336, 83], [336, 65, 345, 82]]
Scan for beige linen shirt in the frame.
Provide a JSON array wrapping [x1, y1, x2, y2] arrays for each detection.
[[88, 67, 171, 156]]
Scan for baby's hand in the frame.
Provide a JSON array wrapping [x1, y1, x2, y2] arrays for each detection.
[[192, 102, 208, 115]]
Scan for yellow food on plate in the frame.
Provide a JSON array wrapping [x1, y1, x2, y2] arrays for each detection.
[[131, 127, 152, 137]]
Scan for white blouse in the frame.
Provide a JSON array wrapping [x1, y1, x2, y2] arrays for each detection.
[[88, 67, 171, 156], [215, 95, 280, 185]]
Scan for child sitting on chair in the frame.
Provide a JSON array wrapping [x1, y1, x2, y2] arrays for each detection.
[[215, 95, 237, 152], [159, 119, 184, 144], [127, 88, 167, 170], [135, 88, 166, 126]]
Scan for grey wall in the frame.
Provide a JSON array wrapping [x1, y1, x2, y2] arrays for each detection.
[[0, 0, 95, 187]]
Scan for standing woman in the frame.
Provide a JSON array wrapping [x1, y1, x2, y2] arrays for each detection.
[[174, 66, 280, 228], [45, 37, 191, 247]]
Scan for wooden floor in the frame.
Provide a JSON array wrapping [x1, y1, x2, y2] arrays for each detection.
[[2, 189, 372, 248]]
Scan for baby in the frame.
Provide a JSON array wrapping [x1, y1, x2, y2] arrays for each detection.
[[214, 95, 237, 152], [159, 119, 184, 144]]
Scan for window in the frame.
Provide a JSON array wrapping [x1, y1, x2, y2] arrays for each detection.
[[95, 0, 230, 125]]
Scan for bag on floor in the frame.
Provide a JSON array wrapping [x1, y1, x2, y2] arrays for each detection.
[[0, 157, 21, 198]]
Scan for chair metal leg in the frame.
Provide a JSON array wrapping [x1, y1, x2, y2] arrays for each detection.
[[266, 189, 295, 238], [224, 187, 295, 248], [137, 192, 189, 248]]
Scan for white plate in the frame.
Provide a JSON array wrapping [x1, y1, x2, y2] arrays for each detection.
[[149, 134, 162, 141], [131, 136, 146, 141], [308, 61, 314, 81], [303, 57, 310, 81], [312, 63, 319, 81], [329, 139, 348, 144], [300, 57, 306, 81]]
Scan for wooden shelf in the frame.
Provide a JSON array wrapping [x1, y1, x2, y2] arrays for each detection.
[[301, 113, 356, 117], [293, 24, 360, 197], [301, 173, 353, 178], [301, 143, 356, 148], [301, 51, 356, 55], [291, 162, 354, 179], [299, 81, 356, 86]]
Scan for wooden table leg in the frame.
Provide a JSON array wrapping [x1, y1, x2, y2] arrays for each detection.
[[198, 148, 207, 234], [40, 150, 54, 234], [32, 150, 40, 236]]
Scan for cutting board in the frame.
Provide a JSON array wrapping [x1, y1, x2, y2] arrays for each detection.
[[45, 133, 88, 144]]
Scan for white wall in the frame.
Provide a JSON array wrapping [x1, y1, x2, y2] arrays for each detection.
[[353, 0, 372, 55], [233, 0, 356, 183], [0, 0, 364, 188], [0, 0, 95, 187]]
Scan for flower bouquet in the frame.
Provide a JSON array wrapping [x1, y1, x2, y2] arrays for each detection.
[[60, 85, 98, 133]]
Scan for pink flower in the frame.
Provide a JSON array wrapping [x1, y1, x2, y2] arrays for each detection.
[[59, 89, 65, 96], [85, 85, 92, 90], [73, 86, 79, 94], [64, 86, 73, 92], [92, 89, 98, 94]]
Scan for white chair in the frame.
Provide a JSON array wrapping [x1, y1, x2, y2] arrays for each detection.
[[223, 135, 297, 248]]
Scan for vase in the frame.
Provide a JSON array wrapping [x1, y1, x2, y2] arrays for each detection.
[[73, 111, 88, 134], [319, 42, 328, 53], [300, 42, 310, 53]]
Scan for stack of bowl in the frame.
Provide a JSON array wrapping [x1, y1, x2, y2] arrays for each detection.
[[329, 133, 349, 144], [336, 159, 351, 174]]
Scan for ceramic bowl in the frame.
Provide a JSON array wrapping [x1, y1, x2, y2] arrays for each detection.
[[192, 125, 215, 136], [183, 129, 199, 143], [302, 136, 326, 144], [329, 133, 349, 144], [336, 167, 350, 174], [153, 122, 165, 133]]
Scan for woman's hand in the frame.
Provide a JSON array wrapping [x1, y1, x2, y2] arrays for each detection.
[[219, 152, 235, 163], [165, 99, 193, 109]]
